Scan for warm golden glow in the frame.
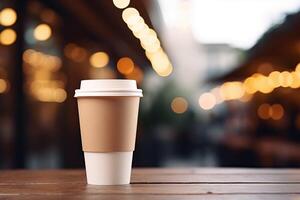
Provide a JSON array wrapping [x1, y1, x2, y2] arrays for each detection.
[[204, 63, 300, 105], [155, 63, 173, 77], [113, 0, 130, 9], [296, 63, 300, 74], [0, 79, 7, 93], [133, 25, 150, 39], [35, 88, 67, 103], [220, 81, 245, 100], [117, 57, 134, 75], [121, 6, 172, 77], [34, 24, 52, 41], [271, 104, 284, 120], [140, 29, 160, 52], [141, 37, 160, 53], [257, 104, 270, 120], [255, 75, 273, 94], [0, 28, 16, 45], [243, 77, 257, 94], [199, 93, 216, 110], [257, 103, 284, 120], [268, 71, 282, 88], [171, 97, 188, 114], [89, 52, 109, 68], [280, 71, 293, 87], [30, 80, 67, 103], [23, 49, 62, 71], [290, 71, 300, 88], [122, 8, 139, 24], [54, 88, 67, 103], [125, 66, 143, 84], [150, 50, 173, 77], [0, 8, 17, 26], [127, 16, 144, 30], [239, 93, 252, 102]]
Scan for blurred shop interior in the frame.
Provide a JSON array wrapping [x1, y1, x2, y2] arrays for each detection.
[[1, 0, 300, 168]]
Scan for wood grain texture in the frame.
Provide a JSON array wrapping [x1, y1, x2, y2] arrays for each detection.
[[0, 168, 300, 200]]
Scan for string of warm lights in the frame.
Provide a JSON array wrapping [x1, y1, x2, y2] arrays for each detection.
[[198, 63, 300, 111], [113, 0, 173, 77], [170, 63, 300, 115], [0, 8, 17, 46], [0, 7, 16, 94], [23, 49, 66, 103], [64, 41, 144, 83], [0, 8, 17, 26], [257, 103, 284, 120]]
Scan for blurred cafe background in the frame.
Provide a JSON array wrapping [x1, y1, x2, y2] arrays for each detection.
[[1, 0, 300, 169]]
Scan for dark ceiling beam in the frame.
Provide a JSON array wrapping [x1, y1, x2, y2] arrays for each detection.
[[41, 0, 119, 59]]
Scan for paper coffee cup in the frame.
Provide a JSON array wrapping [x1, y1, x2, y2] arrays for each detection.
[[75, 79, 142, 185]]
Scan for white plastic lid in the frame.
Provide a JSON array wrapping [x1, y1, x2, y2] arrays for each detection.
[[74, 79, 143, 97]]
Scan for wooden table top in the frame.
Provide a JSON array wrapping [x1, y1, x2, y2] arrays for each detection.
[[0, 168, 300, 199]]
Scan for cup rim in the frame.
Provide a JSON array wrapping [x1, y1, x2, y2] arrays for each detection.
[[75, 79, 143, 97], [74, 89, 143, 98]]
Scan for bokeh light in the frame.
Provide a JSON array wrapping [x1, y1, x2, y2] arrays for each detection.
[[30, 80, 67, 103], [89, 52, 109, 68], [268, 71, 282, 88], [34, 24, 52, 41], [239, 93, 253, 102], [150, 50, 173, 76], [257, 103, 284, 120], [290, 72, 300, 88], [171, 97, 188, 114], [271, 104, 284, 120], [199, 92, 216, 110], [23, 49, 62, 71], [296, 63, 300, 74], [220, 81, 245, 100], [117, 57, 134, 75], [121, 6, 172, 77], [113, 0, 130, 9], [0, 79, 8, 93], [122, 8, 139, 24], [125, 66, 143, 84], [257, 103, 270, 120], [0, 29, 16, 45], [255, 75, 273, 94], [280, 71, 293, 87], [0, 8, 17, 26], [156, 63, 173, 77], [243, 77, 257, 94], [210, 87, 223, 104]]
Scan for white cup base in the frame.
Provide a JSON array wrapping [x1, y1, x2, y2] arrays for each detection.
[[84, 152, 133, 185]]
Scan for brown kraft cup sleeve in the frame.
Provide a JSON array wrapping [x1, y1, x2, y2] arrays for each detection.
[[77, 96, 140, 152]]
